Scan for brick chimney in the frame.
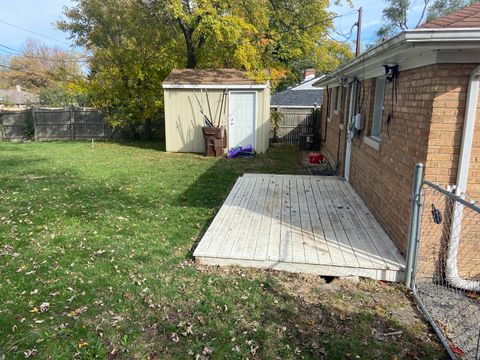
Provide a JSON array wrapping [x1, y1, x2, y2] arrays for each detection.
[[303, 68, 316, 82]]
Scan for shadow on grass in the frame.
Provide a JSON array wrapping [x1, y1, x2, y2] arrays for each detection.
[[256, 276, 445, 359], [0, 143, 446, 359], [112, 140, 166, 152]]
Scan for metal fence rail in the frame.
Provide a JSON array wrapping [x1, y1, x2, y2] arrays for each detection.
[[407, 164, 480, 360]]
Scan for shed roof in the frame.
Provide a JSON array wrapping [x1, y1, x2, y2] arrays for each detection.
[[270, 89, 323, 108], [419, 3, 480, 28], [163, 69, 267, 85]]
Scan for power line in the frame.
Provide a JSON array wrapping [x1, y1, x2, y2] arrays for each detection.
[[0, 62, 82, 79], [329, 22, 357, 43], [0, 18, 70, 46], [0, 44, 87, 63], [0, 63, 41, 77]]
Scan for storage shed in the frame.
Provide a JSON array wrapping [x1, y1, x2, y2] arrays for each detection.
[[162, 69, 271, 154]]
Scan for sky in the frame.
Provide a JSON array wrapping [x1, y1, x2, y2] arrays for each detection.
[[0, 0, 76, 54], [0, 0, 426, 56], [330, 1, 426, 50]]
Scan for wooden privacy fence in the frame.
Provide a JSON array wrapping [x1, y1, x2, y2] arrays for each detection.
[[270, 107, 321, 145], [0, 107, 109, 141], [0, 110, 32, 140]]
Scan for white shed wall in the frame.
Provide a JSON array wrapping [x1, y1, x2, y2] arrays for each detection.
[[164, 86, 270, 154]]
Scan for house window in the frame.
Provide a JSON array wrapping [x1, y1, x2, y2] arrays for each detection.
[[328, 87, 335, 120], [336, 86, 343, 112], [371, 76, 387, 138]]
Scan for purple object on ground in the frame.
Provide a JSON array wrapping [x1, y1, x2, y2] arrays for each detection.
[[227, 144, 254, 159]]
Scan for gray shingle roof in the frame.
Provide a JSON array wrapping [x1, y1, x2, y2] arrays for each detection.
[[0, 89, 38, 105], [270, 89, 323, 107]]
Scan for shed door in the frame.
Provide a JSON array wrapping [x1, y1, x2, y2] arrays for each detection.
[[229, 92, 256, 149]]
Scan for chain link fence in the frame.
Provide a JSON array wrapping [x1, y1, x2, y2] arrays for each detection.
[[411, 180, 480, 359]]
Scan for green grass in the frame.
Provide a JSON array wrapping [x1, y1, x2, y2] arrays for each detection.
[[0, 142, 444, 359]]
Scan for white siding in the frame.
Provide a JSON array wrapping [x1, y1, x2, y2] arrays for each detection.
[[164, 85, 270, 154]]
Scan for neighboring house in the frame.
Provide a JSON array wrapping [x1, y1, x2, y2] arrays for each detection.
[[0, 86, 38, 109], [270, 69, 324, 144], [314, 4, 480, 276], [271, 69, 324, 109], [162, 69, 270, 154]]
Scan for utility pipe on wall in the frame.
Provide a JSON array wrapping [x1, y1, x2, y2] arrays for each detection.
[[446, 65, 480, 292]]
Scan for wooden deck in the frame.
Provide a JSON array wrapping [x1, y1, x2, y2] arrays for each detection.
[[194, 174, 406, 282]]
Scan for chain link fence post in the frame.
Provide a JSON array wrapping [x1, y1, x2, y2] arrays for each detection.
[[405, 163, 424, 288]]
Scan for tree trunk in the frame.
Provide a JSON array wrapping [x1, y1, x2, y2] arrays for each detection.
[[178, 19, 197, 68], [186, 44, 196, 68]]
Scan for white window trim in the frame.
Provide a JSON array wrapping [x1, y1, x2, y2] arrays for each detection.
[[327, 87, 335, 122], [336, 86, 343, 111], [371, 76, 387, 138], [363, 135, 381, 150]]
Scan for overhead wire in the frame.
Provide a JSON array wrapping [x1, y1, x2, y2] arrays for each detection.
[[0, 18, 70, 46], [0, 44, 87, 63]]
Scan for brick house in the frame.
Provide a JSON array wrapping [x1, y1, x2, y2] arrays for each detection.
[[314, 5, 480, 277]]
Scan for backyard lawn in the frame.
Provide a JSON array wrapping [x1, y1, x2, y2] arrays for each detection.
[[0, 142, 445, 359]]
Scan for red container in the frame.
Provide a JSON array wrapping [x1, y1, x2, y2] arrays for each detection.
[[308, 153, 324, 164]]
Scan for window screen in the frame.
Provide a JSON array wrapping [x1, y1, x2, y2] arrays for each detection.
[[371, 76, 387, 138]]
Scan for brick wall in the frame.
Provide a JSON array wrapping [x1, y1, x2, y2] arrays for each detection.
[[321, 63, 479, 258], [426, 63, 480, 198], [423, 63, 480, 279], [320, 86, 349, 174], [347, 67, 433, 255]]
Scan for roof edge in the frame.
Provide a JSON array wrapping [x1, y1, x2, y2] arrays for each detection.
[[313, 27, 480, 87]]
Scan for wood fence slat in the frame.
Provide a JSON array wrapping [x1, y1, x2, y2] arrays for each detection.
[[1, 107, 109, 141], [270, 107, 320, 145]]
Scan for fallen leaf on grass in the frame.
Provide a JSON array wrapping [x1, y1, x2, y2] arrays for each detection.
[[67, 307, 87, 319], [78, 341, 88, 349], [202, 346, 212, 356], [39, 302, 50, 313], [451, 346, 464, 355], [24, 349, 37, 358], [466, 292, 480, 300], [170, 333, 180, 343]]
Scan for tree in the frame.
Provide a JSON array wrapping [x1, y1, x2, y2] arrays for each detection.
[[427, 0, 479, 20], [57, 0, 352, 137], [373, 0, 429, 42], [1, 39, 84, 92], [58, 0, 176, 138], [0, 39, 86, 106], [374, 0, 479, 43]]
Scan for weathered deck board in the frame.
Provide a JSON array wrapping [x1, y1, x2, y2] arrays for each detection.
[[194, 174, 405, 282]]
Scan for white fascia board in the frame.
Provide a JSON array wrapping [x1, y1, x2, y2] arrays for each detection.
[[404, 28, 480, 42], [270, 105, 316, 109], [314, 28, 480, 87], [292, 75, 326, 90], [162, 84, 267, 89]]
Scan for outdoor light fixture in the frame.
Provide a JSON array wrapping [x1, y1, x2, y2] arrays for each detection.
[[383, 64, 399, 82]]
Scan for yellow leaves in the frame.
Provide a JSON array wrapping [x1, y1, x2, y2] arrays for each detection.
[[257, 37, 273, 47], [77, 341, 88, 348], [30, 307, 39, 313], [67, 306, 88, 319]]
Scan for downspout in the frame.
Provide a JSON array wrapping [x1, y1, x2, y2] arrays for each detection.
[[446, 65, 480, 292]]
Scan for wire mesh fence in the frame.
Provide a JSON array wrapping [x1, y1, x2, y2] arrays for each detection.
[[412, 181, 480, 360]]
